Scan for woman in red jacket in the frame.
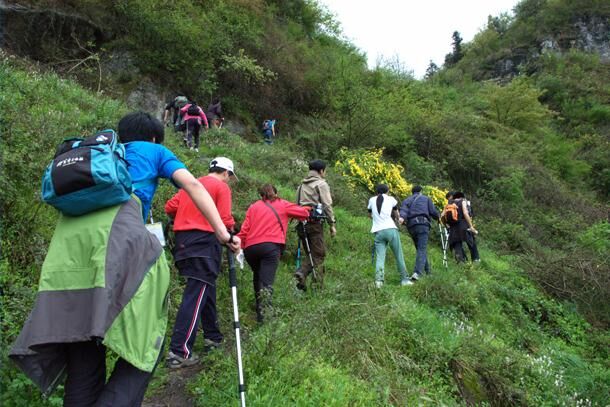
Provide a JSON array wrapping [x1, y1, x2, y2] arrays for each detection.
[[237, 184, 310, 322]]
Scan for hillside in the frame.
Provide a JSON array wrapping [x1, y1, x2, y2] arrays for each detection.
[[1, 0, 610, 405], [1, 54, 609, 406]]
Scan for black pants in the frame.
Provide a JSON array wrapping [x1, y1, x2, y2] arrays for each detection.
[[244, 242, 282, 322], [185, 119, 201, 148], [452, 231, 479, 263], [63, 340, 157, 407]]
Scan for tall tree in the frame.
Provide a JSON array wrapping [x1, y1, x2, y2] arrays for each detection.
[[444, 31, 464, 67]]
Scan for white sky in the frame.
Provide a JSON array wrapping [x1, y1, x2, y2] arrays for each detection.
[[318, 0, 520, 78]]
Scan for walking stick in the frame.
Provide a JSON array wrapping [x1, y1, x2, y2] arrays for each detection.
[[438, 222, 448, 268], [296, 238, 302, 270], [226, 249, 246, 407], [371, 240, 376, 266], [300, 221, 319, 282]]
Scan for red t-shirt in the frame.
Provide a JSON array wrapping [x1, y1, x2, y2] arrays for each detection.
[[165, 175, 235, 232], [237, 199, 310, 249]]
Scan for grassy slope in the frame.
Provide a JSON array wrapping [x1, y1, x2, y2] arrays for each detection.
[[1, 59, 609, 407]]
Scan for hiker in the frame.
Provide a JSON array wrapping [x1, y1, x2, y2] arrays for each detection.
[[294, 159, 337, 290], [262, 119, 276, 145], [165, 157, 238, 368], [447, 191, 479, 263], [9, 112, 240, 406], [206, 98, 224, 128], [399, 185, 440, 282], [368, 184, 410, 287], [180, 100, 208, 152], [164, 94, 189, 129], [237, 184, 310, 322]]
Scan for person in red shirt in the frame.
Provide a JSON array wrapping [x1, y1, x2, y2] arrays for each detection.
[[165, 157, 237, 368], [237, 184, 310, 322]]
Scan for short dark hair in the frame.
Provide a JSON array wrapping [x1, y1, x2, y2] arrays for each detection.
[[446, 191, 455, 199], [412, 185, 422, 194], [376, 184, 389, 194], [118, 111, 164, 144], [453, 191, 465, 199], [208, 166, 228, 175], [309, 159, 327, 172]]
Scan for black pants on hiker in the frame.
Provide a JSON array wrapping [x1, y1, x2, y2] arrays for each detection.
[[63, 339, 161, 407], [185, 119, 201, 149], [452, 231, 479, 263], [244, 242, 282, 322]]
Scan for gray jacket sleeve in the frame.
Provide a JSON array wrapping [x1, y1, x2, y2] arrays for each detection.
[[318, 182, 336, 223]]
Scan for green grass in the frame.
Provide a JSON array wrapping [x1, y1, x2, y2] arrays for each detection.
[[1, 58, 609, 407]]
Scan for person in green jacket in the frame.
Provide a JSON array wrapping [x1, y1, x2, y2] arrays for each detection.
[[10, 112, 240, 406]]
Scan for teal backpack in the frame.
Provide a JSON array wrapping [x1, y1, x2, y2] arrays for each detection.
[[41, 129, 133, 216]]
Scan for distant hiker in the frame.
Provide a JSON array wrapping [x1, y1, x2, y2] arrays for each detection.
[[206, 98, 224, 128], [368, 184, 410, 288], [165, 157, 238, 368], [262, 119, 276, 145], [294, 159, 337, 290], [399, 185, 440, 282], [10, 112, 240, 406], [237, 184, 310, 322], [446, 191, 479, 263], [164, 94, 189, 129], [180, 101, 208, 152]]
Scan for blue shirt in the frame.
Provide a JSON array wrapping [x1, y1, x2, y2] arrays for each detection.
[[124, 142, 186, 221]]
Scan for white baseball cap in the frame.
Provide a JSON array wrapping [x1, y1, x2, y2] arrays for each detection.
[[210, 157, 238, 179]]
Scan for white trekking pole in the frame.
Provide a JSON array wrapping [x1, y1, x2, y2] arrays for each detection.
[[226, 249, 246, 407], [439, 222, 449, 268]]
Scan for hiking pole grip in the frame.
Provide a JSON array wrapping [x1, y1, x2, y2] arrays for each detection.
[[227, 248, 237, 288]]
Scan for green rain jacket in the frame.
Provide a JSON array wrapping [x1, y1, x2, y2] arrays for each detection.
[[9, 198, 170, 396]]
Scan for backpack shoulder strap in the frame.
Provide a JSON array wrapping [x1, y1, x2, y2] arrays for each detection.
[[263, 201, 285, 235]]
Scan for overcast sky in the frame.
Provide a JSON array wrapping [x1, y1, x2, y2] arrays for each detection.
[[318, 0, 520, 78]]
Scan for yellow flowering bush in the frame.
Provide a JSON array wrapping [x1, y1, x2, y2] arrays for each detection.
[[335, 148, 447, 209]]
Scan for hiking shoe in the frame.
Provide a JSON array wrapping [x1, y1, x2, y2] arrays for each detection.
[[410, 273, 420, 281], [194, 148, 199, 152], [295, 273, 307, 291], [203, 339, 222, 352], [401, 279, 414, 286], [166, 351, 198, 369], [375, 281, 383, 288]]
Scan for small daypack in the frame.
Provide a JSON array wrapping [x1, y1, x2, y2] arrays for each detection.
[[263, 120, 271, 130], [441, 201, 459, 224], [41, 129, 133, 216], [174, 96, 188, 109], [187, 103, 200, 116]]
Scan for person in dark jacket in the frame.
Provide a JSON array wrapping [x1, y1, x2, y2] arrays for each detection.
[[206, 98, 223, 128], [447, 191, 479, 263], [399, 185, 440, 281]]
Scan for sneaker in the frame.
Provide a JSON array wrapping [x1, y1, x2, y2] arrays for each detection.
[[166, 351, 198, 369], [189, 146, 194, 151], [375, 281, 383, 288], [410, 273, 420, 281], [194, 148, 199, 152], [401, 279, 414, 286]]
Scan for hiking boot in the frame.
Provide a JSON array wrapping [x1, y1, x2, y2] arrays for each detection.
[[375, 280, 383, 288], [203, 338, 222, 352], [166, 351, 198, 369], [401, 279, 414, 286], [295, 272, 307, 291]]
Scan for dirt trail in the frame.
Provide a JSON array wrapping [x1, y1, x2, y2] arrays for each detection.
[[143, 365, 203, 407]]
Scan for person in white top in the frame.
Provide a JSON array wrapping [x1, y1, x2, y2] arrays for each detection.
[[367, 184, 410, 287]]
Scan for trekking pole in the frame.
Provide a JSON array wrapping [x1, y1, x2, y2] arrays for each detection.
[[301, 221, 319, 282], [438, 222, 448, 268], [226, 249, 246, 407], [296, 238, 301, 270], [371, 240, 375, 265]]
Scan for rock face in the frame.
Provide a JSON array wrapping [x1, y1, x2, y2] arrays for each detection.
[[575, 17, 610, 62], [126, 78, 166, 120], [0, 1, 107, 62]]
